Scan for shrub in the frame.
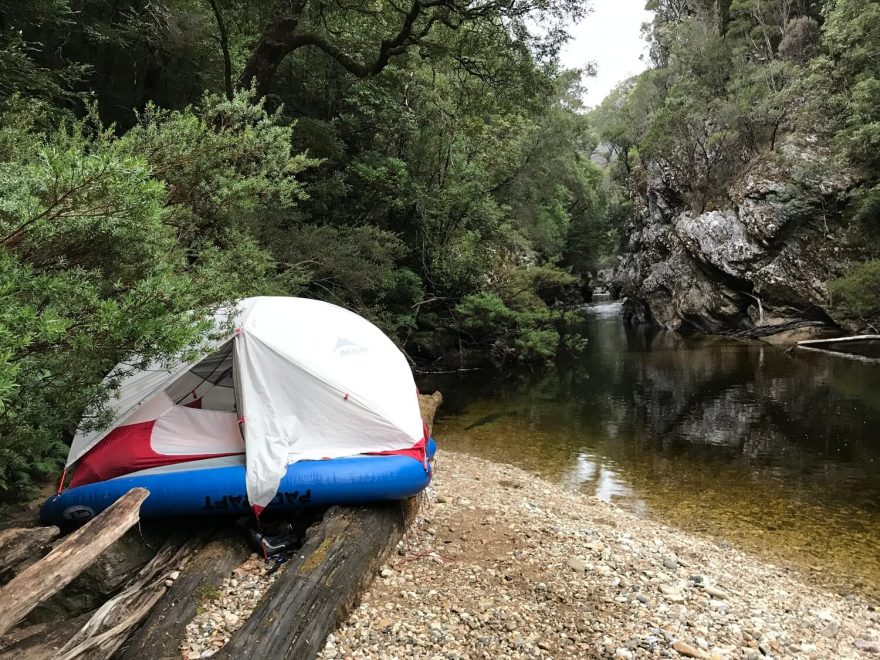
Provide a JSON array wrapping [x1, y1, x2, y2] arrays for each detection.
[[830, 260, 880, 325]]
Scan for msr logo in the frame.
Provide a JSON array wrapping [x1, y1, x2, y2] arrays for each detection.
[[334, 337, 368, 357]]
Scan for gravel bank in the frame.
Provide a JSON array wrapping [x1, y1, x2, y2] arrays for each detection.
[[319, 451, 880, 660]]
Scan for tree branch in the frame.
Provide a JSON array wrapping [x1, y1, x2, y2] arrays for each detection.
[[206, 0, 234, 100]]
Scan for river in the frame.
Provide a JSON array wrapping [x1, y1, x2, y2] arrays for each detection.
[[420, 301, 880, 600]]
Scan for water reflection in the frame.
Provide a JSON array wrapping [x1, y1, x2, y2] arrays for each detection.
[[422, 302, 880, 599]]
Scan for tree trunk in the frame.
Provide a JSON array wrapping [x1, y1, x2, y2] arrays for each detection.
[[0, 611, 94, 659], [54, 527, 214, 659], [217, 391, 441, 660], [0, 526, 60, 585], [418, 391, 443, 434], [0, 488, 149, 638], [235, 0, 308, 95], [118, 528, 250, 660], [215, 502, 415, 660]]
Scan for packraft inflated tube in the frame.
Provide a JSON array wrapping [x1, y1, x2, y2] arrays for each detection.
[[40, 438, 437, 526]]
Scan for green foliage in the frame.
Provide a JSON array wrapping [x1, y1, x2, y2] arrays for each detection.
[[455, 292, 561, 366], [830, 260, 880, 323], [0, 91, 303, 496], [452, 262, 583, 366], [0, 0, 609, 495]]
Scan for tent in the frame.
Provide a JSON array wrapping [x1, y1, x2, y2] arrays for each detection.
[[64, 297, 427, 513]]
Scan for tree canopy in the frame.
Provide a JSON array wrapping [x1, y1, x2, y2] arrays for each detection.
[[0, 0, 618, 494]]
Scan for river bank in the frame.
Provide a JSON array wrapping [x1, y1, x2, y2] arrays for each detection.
[[319, 450, 879, 660]]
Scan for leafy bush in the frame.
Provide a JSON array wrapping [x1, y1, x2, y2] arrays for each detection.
[[454, 263, 583, 366], [830, 260, 880, 324], [0, 91, 306, 497]]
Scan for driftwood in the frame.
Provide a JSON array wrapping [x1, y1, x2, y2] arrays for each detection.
[[119, 528, 250, 660], [217, 390, 443, 660], [0, 526, 60, 584], [53, 527, 213, 660], [215, 503, 414, 660], [797, 334, 880, 346], [0, 488, 149, 638], [0, 612, 95, 660], [721, 320, 828, 340], [29, 523, 174, 625], [793, 343, 880, 364], [793, 334, 880, 363], [418, 391, 443, 435]]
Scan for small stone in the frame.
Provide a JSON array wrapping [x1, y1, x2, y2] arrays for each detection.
[[663, 558, 679, 571], [164, 579, 174, 587], [615, 648, 634, 659], [816, 610, 834, 622], [820, 622, 840, 637], [436, 494, 448, 503], [855, 639, 880, 654], [223, 613, 239, 627], [380, 568, 393, 578], [168, 570, 181, 581], [672, 640, 708, 658], [703, 585, 728, 599], [567, 558, 588, 573], [459, 498, 472, 507]]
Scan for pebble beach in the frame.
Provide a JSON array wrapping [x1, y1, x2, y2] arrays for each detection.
[[184, 450, 880, 659], [320, 451, 879, 660]]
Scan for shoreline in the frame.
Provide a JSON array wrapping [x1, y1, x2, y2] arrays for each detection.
[[320, 451, 879, 659]]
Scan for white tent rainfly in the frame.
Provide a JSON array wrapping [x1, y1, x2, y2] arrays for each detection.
[[58, 297, 428, 516]]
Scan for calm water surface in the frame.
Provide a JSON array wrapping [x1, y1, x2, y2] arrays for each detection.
[[421, 302, 880, 599]]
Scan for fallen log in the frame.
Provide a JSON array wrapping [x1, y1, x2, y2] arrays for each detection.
[[215, 502, 414, 660], [419, 391, 443, 435], [54, 526, 213, 660], [0, 526, 60, 584], [0, 488, 149, 638], [793, 343, 880, 364], [0, 612, 94, 660], [796, 333, 880, 346], [29, 523, 173, 625], [217, 391, 441, 660], [118, 528, 250, 660]]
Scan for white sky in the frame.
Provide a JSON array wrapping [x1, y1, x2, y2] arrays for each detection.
[[560, 0, 655, 107]]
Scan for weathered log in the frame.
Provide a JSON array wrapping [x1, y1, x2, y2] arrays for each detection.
[[216, 502, 414, 660], [54, 526, 213, 660], [0, 612, 94, 659], [0, 488, 149, 638], [0, 527, 60, 584], [418, 390, 443, 435], [29, 523, 173, 625], [797, 333, 880, 346], [218, 391, 441, 660], [119, 528, 250, 660]]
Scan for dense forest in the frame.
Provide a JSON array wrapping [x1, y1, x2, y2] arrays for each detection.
[[0, 0, 615, 494], [2, 0, 879, 495]]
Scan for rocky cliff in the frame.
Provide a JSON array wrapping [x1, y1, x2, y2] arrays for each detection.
[[613, 139, 865, 338]]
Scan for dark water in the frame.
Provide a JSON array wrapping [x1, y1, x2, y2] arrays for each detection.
[[421, 302, 880, 599]]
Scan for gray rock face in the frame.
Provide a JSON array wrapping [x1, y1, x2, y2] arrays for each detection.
[[614, 141, 863, 335]]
